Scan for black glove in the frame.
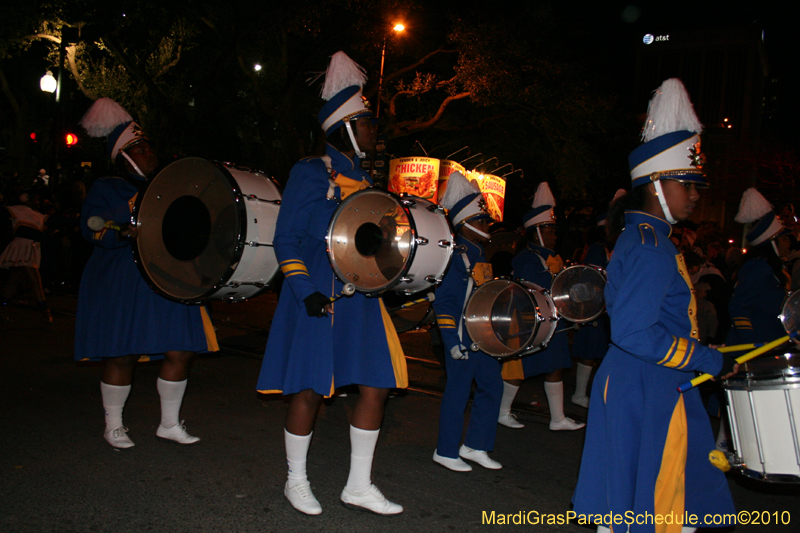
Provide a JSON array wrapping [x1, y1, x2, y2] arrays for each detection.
[[304, 292, 330, 317], [714, 353, 737, 379]]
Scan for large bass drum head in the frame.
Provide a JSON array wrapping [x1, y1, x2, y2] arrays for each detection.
[[133, 158, 244, 302], [550, 265, 606, 323], [327, 189, 415, 294]]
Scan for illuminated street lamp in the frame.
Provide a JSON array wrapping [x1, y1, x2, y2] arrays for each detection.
[[40, 71, 57, 93]]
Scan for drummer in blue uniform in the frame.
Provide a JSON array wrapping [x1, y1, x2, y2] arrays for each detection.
[[431, 171, 504, 472], [572, 78, 736, 533], [75, 98, 218, 449], [256, 52, 407, 516], [727, 188, 789, 346], [497, 182, 585, 431]]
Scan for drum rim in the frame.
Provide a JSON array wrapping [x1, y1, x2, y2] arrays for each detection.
[[550, 264, 606, 323], [326, 189, 422, 294], [131, 157, 250, 304]]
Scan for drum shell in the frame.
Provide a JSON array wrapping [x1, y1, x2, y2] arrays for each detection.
[[132, 158, 281, 303], [550, 264, 607, 323], [724, 368, 800, 483], [464, 278, 558, 359], [326, 190, 454, 295]]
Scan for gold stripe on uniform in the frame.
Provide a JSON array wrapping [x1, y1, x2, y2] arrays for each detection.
[[280, 259, 309, 278]]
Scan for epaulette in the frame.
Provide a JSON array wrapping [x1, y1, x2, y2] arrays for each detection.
[[637, 222, 660, 247]]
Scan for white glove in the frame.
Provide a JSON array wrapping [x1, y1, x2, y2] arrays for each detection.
[[450, 344, 468, 360]]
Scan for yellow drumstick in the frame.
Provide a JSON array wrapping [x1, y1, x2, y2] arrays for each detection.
[[718, 343, 759, 353], [678, 335, 792, 392]]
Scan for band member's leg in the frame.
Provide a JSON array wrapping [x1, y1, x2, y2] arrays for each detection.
[[284, 389, 323, 515], [156, 350, 199, 444], [101, 354, 139, 448]]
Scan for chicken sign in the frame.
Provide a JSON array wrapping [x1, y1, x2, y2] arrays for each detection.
[[388, 157, 439, 201]]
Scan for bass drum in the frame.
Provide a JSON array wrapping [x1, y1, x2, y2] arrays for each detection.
[[550, 265, 607, 323], [132, 157, 281, 303], [464, 278, 558, 359], [327, 189, 454, 295]]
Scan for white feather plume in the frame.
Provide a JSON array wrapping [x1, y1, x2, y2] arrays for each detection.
[[320, 52, 367, 101], [532, 182, 555, 208], [735, 188, 773, 224], [641, 78, 703, 142], [79, 98, 133, 138], [440, 171, 481, 210]]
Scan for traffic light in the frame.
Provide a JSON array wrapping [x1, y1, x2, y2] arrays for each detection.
[[30, 132, 38, 143], [65, 132, 79, 147]]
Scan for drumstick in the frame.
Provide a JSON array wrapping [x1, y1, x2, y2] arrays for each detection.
[[677, 334, 795, 393], [86, 215, 123, 232], [718, 343, 762, 353], [329, 283, 356, 303], [385, 292, 435, 314]]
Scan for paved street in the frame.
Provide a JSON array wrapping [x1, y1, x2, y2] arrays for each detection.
[[1, 291, 797, 532]]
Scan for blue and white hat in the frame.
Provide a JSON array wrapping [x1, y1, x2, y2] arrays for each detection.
[[523, 182, 556, 228], [735, 188, 784, 246], [628, 79, 706, 189], [317, 52, 373, 136], [79, 98, 148, 160], [440, 171, 491, 228]]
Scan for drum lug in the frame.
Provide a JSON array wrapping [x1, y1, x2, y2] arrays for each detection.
[[398, 276, 413, 283], [424, 275, 440, 284], [427, 204, 445, 213], [400, 197, 417, 207], [415, 236, 429, 245], [438, 239, 451, 248]]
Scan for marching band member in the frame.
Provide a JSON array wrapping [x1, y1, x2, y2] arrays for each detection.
[[569, 211, 613, 408], [727, 188, 788, 345], [432, 171, 504, 472], [74, 98, 218, 449], [256, 52, 406, 516], [497, 182, 585, 431], [572, 79, 736, 533]]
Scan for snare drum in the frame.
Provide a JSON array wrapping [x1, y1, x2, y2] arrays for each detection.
[[327, 189, 454, 295], [132, 157, 281, 303], [464, 278, 558, 359], [724, 348, 800, 483], [550, 265, 606, 323]]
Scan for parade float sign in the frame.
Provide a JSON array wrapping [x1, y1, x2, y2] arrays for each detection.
[[388, 157, 440, 200], [437, 160, 466, 203], [466, 171, 506, 222]]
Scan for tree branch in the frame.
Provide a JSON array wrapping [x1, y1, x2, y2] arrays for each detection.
[[390, 92, 471, 136]]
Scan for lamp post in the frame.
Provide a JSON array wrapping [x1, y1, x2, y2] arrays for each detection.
[[370, 23, 404, 183]]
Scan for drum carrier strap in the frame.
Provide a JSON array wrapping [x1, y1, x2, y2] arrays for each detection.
[[457, 252, 474, 344]]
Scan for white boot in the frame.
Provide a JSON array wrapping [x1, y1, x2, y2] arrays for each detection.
[[341, 426, 402, 515], [156, 378, 199, 444], [571, 362, 593, 408]]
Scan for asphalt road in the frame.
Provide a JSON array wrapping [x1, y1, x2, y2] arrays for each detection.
[[1, 291, 797, 532]]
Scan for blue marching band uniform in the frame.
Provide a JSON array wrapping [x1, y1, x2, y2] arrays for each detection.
[[507, 242, 572, 377], [433, 235, 503, 461], [572, 212, 735, 529], [256, 144, 407, 396], [74, 174, 216, 362]]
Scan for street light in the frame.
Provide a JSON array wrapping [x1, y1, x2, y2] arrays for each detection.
[[40, 71, 57, 93], [375, 22, 405, 119]]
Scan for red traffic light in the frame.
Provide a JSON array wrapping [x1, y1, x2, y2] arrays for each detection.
[[65, 133, 78, 147], [30, 132, 37, 142]]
